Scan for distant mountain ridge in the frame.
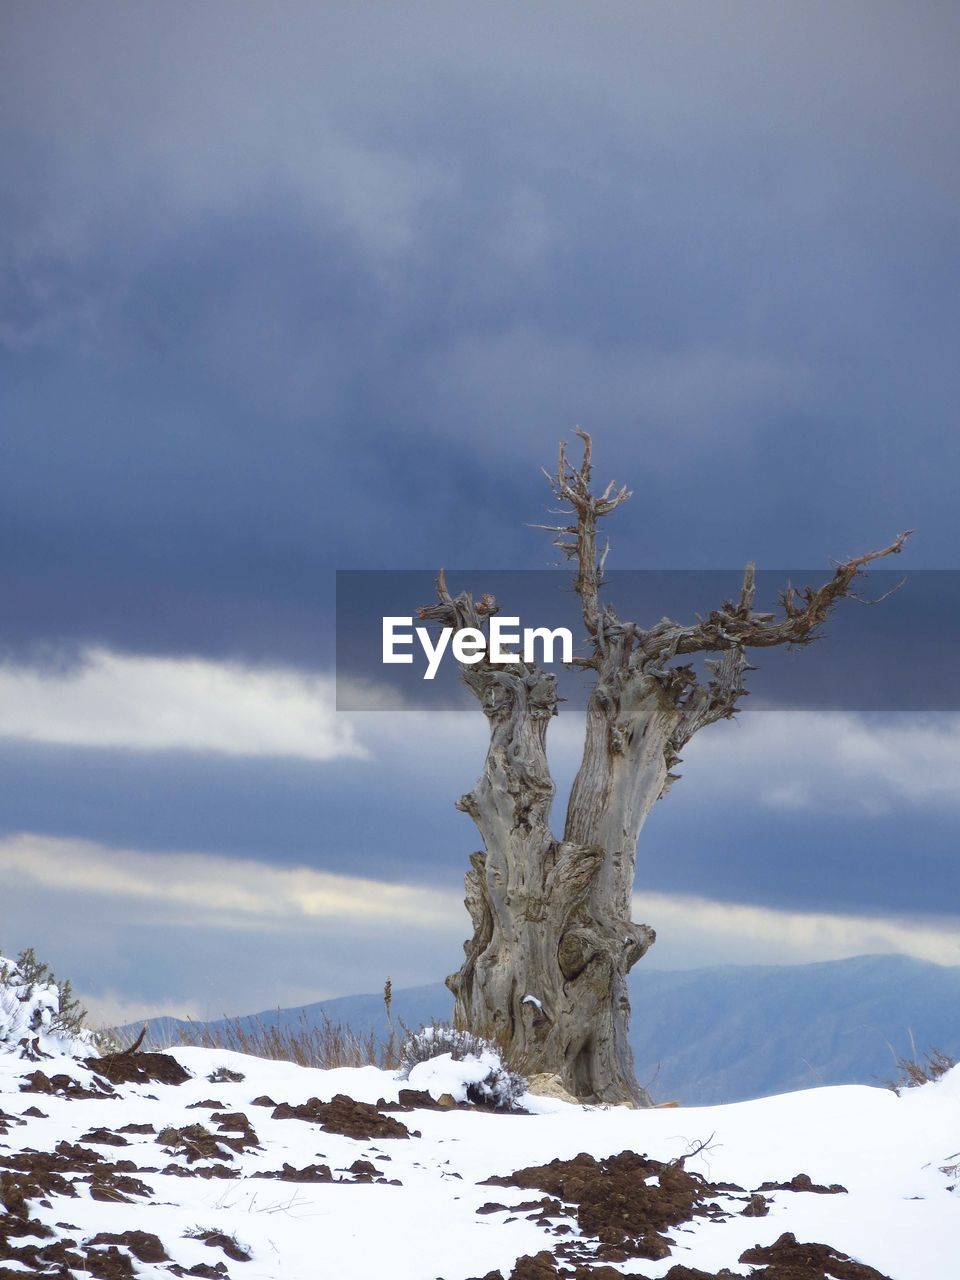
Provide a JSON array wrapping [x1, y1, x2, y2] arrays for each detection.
[[129, 954, 960, 1106]]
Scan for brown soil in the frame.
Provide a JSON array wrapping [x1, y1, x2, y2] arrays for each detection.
[[474, 1233, 896, 1280], [0, 1141, 154, 1208], [167, 1263, 229, 1278], [755, 1173, 847, 1194], [0, 1238, 139, 1279], [155, 1119, 258, 1162], [0, 1108, 25, 1136], [251, 1161, 334, 1183], [737, 1231, 894, 1279], [378, 1087, 462, 1112], [85, 1051, 191, 1087], [79, 1127, 130, 1146], [472, 1153, 889, 1280], [0, 1203, 161, 1280], [209, 1111, 261, 1145], [188, 1229, 252, 1262], [481, 1149, 724, 1262], [87, 1230, 170, 1263], [161, 1162, 240, 1180], [271, 1093, 411, 1140], [19, 1070, 114, 1099]]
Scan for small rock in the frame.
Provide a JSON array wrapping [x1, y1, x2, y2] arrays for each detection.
[[524, 1074, 580, 1105]]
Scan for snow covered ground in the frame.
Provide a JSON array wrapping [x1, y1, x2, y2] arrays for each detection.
[[1, 1032, 958, 1279]]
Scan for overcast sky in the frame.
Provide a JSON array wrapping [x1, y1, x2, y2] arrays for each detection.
[[2, 1, 958, 1026]]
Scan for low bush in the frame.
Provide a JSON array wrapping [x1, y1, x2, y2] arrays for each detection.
[[0, 946, 94, 1057], [399, 1024, 527, 1110]]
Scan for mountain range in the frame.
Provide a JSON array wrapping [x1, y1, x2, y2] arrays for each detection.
[[131, 953, 960, 1106]]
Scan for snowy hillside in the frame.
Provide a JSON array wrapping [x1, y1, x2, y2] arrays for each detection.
[[1, 1033, 958, 1278]]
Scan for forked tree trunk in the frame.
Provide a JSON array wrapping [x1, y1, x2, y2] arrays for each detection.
[[449, 669, 669, 1106], [420, 432, 910, 1106]]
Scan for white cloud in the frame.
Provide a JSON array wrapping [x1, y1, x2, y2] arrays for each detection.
[[682, 711, 960, 814], [1, 831, 956, 1025], [80, 992, 206, 1032], [3, 831, 956, 985], [0, 829, 465, 931], [0, 833, 462, 933], [0, 647, 366, 761], [635, 889, 960, 970]]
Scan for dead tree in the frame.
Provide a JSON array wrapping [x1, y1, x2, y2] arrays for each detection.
[[419, 430, 910, 1106]]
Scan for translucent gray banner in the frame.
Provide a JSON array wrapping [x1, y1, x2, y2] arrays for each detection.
[[336, 569, 960, 711]]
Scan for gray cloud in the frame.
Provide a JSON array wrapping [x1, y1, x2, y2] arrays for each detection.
[[2, 832, 956, 1024]]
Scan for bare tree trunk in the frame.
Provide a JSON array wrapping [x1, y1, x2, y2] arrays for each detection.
[[420, 432, 910, 1106]]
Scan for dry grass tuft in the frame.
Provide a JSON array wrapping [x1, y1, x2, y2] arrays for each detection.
[[169, 1010, 403, 1071], [887, 1045, 956, 1095]]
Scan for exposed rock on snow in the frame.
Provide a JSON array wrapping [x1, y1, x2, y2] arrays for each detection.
[[524, 1073, 580, 1105]]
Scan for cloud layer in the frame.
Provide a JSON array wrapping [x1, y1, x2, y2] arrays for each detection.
[[0, 647, 365, 760], [1, 832, 955, 1024]]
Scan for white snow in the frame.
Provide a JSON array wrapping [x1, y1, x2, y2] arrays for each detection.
[[406, 1048, 504, 1102], [1, 1037, 958, 1279], [0, 952, 94, 1058]]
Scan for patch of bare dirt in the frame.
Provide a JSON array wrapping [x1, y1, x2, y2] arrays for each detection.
[[87, 1230, 170, 1263], [0, 1238, 139, 1279], [167, 1264, 230, 1278], [755, 1173, 847, 1194], [187, 1228, 252, 1262], [251, 1161, 334, 1183], [378, 1087, 464, 1112], [79, 1126, 130, 1146], [85, 1050, 191, 1087], [19, 1069, 114, 1100], [0, 1107, 25, 1136], [208, 1111, 261, 1150], [161, 1162, 240, 1180], [736, 1231, 893, 1279], [0, 1141, 154, 1208], [156, 1121, 256, 1163], [471, 1154, 886, 1280], [481, 1149, 727, 1262], [271, 1093, 412, 1140]]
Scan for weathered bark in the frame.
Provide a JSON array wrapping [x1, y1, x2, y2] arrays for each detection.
[[420, 431, 911, 1106]]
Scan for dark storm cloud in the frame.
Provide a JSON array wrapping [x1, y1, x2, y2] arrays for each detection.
[[2, 1, 959, 669]]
